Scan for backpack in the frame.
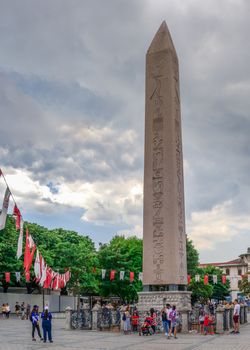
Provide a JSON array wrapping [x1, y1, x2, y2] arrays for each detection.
[[122, 313, 126, 321], [29, 314, 33, 322]]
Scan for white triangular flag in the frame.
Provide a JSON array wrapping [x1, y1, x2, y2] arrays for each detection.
[[101, 269, 106, 279], [213, 275, 218, 284], [195, 274, 200, 282], [15, 272, 21, 282], [16, 218, 24, 259], [139, 272, 143, 281], [247, 275, 250, 283], [34, 250, 41, 280], [29, 235, 35, 248], [120, 271, 125, 280], [0, 187, 11, 230], [39, 258, 47, 287]]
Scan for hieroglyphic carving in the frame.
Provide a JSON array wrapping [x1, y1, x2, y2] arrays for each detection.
[[149, 57, 166, 283], [173, 56, 186, 284]]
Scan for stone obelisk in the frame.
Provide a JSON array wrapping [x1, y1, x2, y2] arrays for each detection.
[[138, 21, 191, 329]]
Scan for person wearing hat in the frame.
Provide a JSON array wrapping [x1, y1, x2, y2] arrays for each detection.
[[30, 305, 43, 341], [41, 306, 53, 343]]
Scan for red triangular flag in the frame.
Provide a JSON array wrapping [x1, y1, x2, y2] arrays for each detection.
[[187, 274, 191, 284], [110, 270, 116, 281], [130, 272, 134, 283], [222, 275, 227, 284], [13, 204, 21, 230], [5, 272, 10, 283], [24, 228, 36, 273], [25, 271, 30, 282], [204, 274, 209, 285]]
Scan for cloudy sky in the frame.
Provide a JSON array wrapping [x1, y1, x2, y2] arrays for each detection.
[[1, 0, 250, 263]]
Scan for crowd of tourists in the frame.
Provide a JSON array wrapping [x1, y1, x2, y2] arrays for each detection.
[[122, 303, 181, 339], [122, 298, 244, 338], [190, 299, 243, 335]]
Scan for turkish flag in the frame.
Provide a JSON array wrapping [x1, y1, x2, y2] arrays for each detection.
[[23, 228, 36, 273], [5, 272, 10, 283], [25, 271, 30, 282], [187, 274, 191, 284], [110, 270, 116, 281], [222, 275, 227, 284], [130, 272, 134, 283], [13, 204, 21, 230], [204, 275, 209, 285]]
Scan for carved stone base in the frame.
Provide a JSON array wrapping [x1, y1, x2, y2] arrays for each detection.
[[137, 290, 192, 332]]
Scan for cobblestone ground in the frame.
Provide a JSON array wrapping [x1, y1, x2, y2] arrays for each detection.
[[0, 317, 250, 350]]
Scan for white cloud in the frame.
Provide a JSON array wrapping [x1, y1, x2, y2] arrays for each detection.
[[188, 200, 250, 251]]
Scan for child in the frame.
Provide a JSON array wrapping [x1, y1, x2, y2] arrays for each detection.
[[131, 310, 139, 332], [203, 314, 209, 335]]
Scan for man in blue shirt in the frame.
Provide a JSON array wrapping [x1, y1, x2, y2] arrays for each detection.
[[41, 306, 53, 343], [30, 305, 43, 341]]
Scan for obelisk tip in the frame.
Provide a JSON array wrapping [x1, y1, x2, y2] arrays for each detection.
[[147, 21, 177, 55]]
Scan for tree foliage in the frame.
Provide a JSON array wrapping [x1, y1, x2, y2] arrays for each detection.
[[186, 238, 199, 275], [98, 236, 143, 303], [1, 217, 213, 302], [239, 274, 250, 296], [188, 265, 230, 304]]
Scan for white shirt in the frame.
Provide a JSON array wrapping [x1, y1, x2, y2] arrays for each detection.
[[166, 308, 172, 319], [234, 303, 240, 316]]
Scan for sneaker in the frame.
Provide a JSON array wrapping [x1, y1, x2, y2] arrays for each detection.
[[49, 340, 53, 343], [235, 331, 240, 334], [40, 338, 43, 341], [32, 339, 36, 341], [165, 332, 168, 336], [230, 331, 235, 334], [174, 336, 178, 339]]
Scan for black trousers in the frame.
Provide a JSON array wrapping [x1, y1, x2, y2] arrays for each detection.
[[32, 323, 42, 339]]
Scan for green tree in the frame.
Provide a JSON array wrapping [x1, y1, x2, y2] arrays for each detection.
[[0, 217, 99, 295], [98, 236, 143, 303], [188, 265, 230, 304], [0, 216, 24, 290], [186, 238, 199, 275], [239, 273, 250, 296]]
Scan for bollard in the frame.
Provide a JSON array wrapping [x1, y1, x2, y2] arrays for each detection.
[[215, 305, 225, 334], [65, 307, 72, 330], [240, 307, 244, 325], [92, 302, 101, 331]]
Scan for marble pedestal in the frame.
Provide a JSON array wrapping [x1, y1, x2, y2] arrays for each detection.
[[137, 291, 192, 333]]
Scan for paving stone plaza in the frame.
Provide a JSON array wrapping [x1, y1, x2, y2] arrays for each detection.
[[1, 318, 250, 350]]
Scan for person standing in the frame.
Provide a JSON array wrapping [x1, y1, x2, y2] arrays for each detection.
[[21, 302, 26, 320], [41, 306, 53, 343], [5, 303, 10, 318], [167, 305, 178, 339], [31, 305, 43, 341], [161, 305, 169, 336], [123, 307, 131, 334], [15, 302, 20, 317], [232, 299, 240, 334], [166, 304, 172, 336]]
